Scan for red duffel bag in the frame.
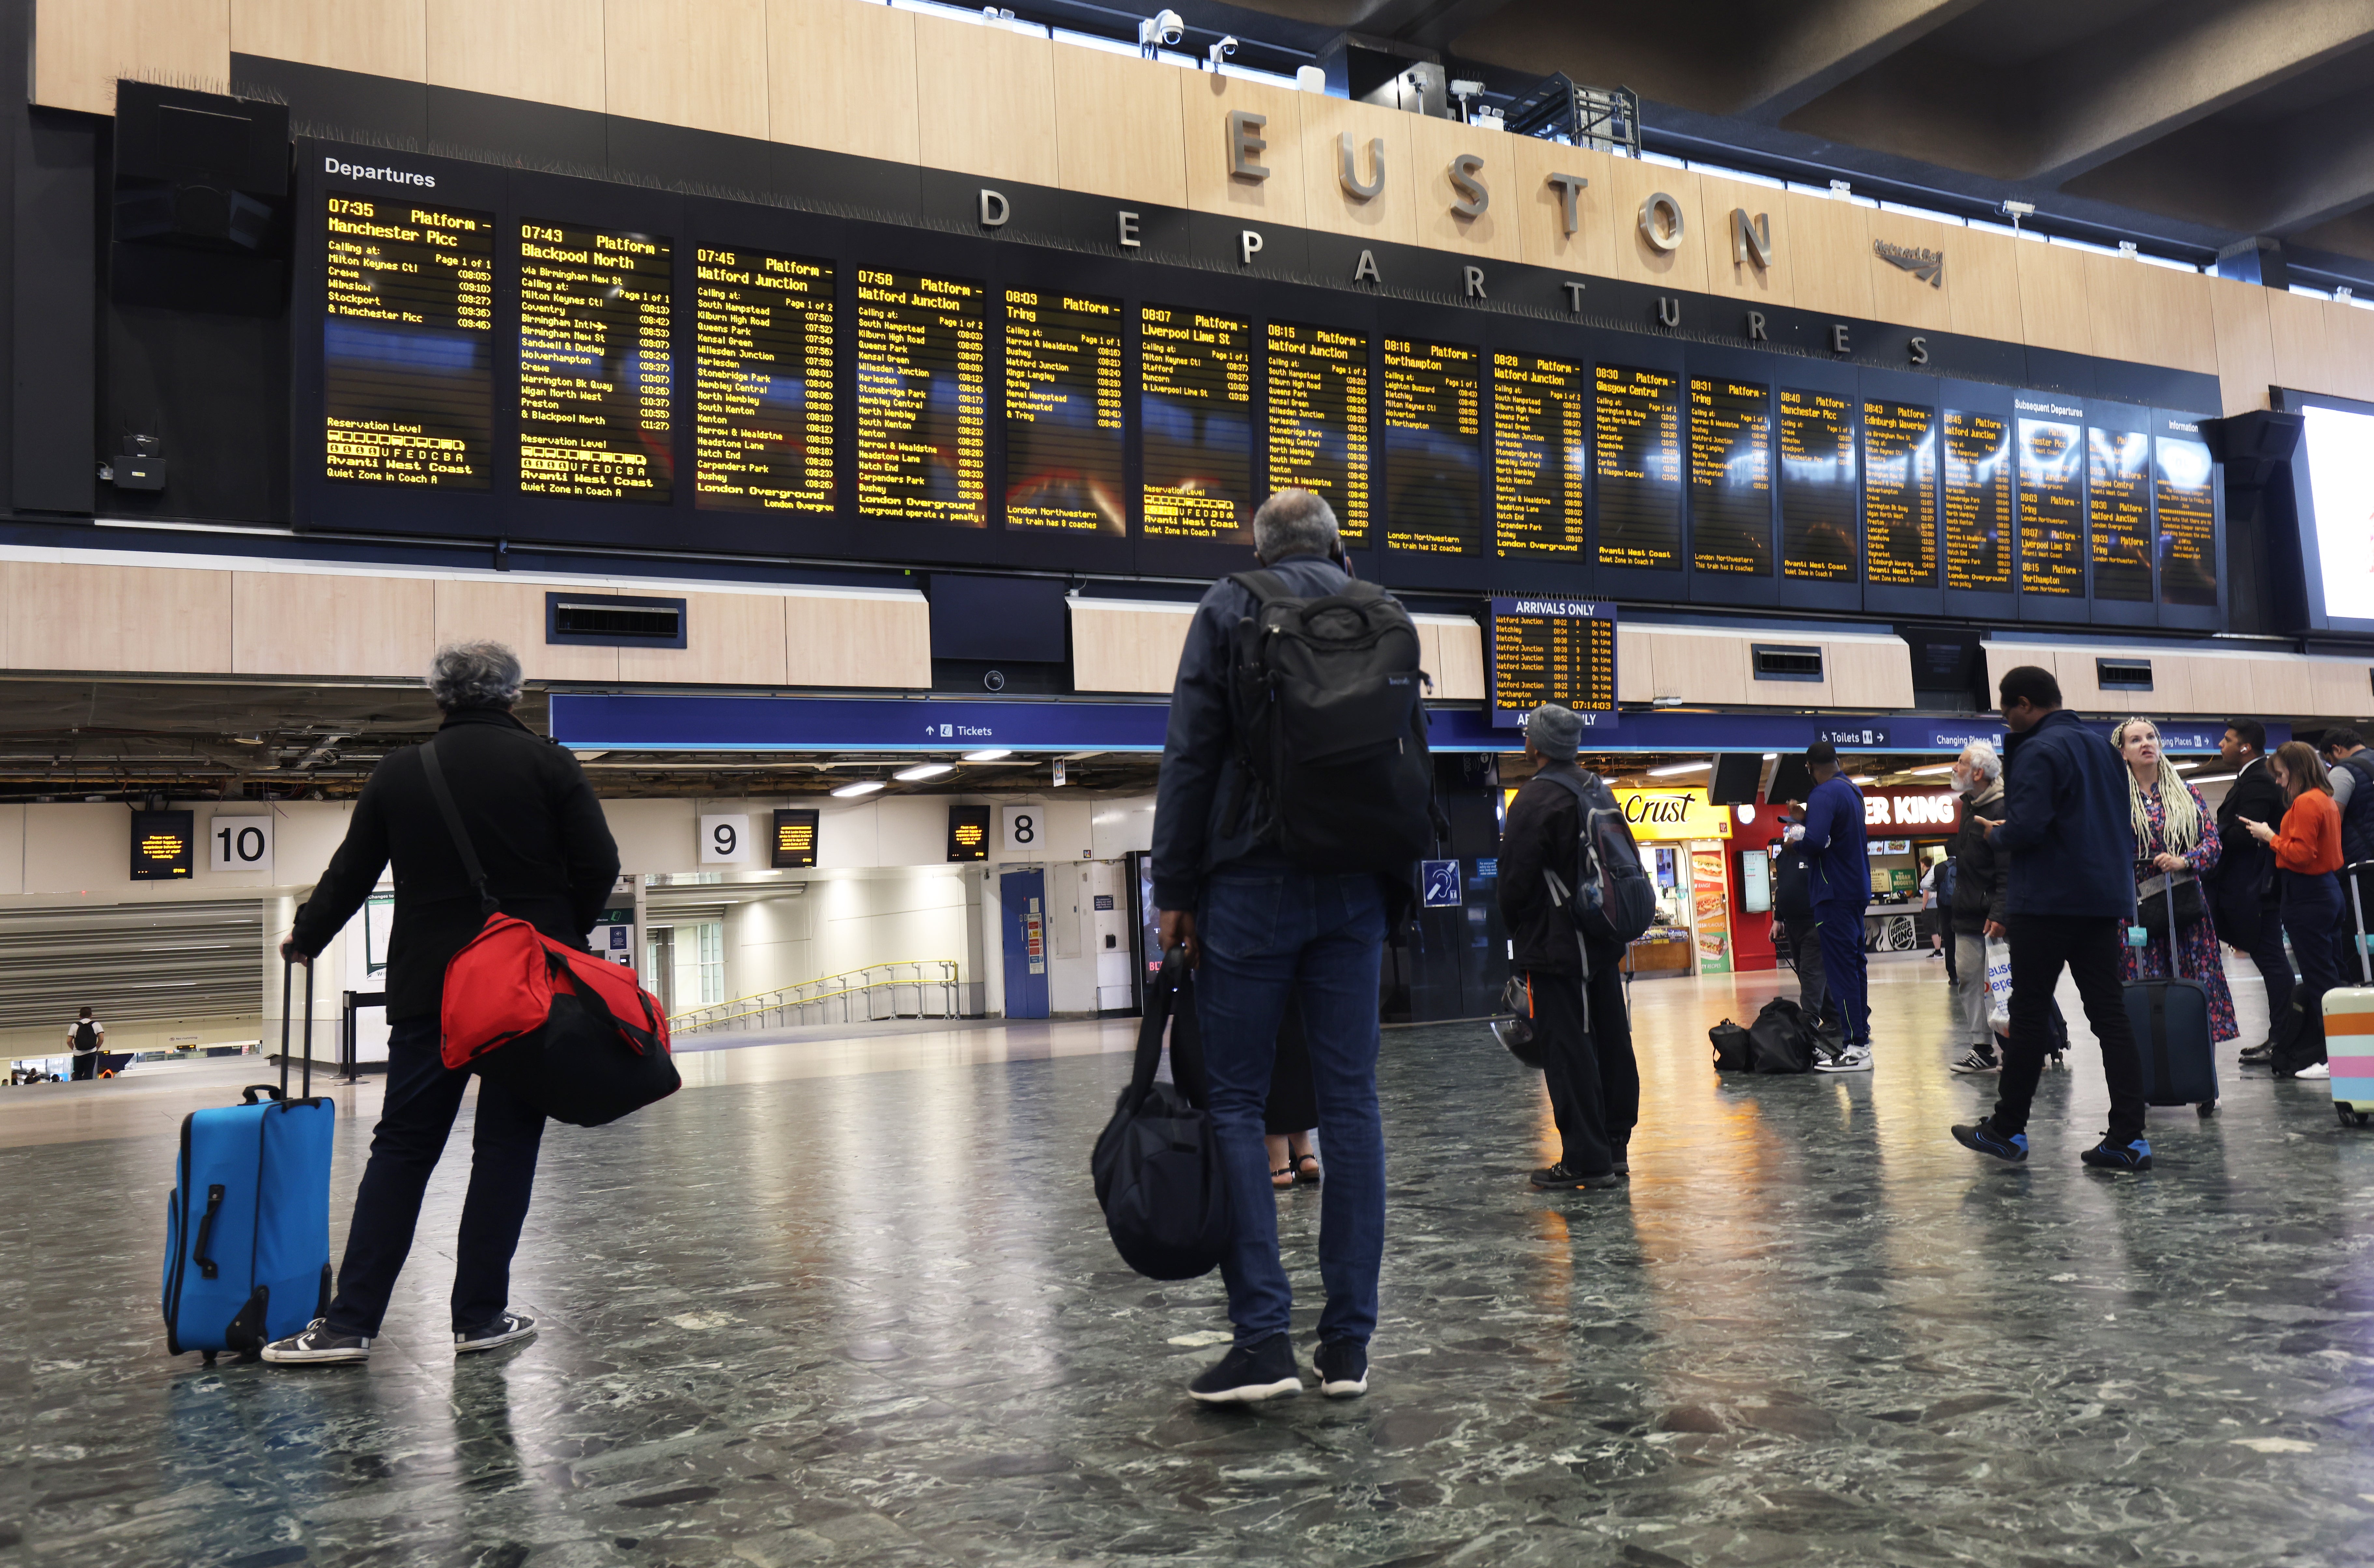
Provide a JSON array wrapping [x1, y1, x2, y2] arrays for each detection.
[[423, 742, 680, 1127]]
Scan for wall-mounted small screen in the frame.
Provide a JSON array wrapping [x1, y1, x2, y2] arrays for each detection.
[[947, 804, 990, 862], [1486, 596, 1618, 726], [770, 808, 819, 869], [131, 810, 195, 881]]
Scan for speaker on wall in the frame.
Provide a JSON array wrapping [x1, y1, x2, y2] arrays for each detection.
[[110, 81, 291, 314]]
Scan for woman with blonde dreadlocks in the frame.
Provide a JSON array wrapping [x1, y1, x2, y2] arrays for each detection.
[[2113, 717, 2237, 1042]]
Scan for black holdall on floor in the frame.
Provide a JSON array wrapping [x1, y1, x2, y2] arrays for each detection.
[[1747, 996, 1817, 1074], [1091, 946, 1228, 1281], [1709, 1019, 1753, 1073]]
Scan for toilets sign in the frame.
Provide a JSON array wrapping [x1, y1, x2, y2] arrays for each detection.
[[1862, 791, 1961, 830]]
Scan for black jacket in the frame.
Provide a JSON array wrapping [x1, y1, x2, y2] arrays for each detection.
[[2213, 755, 2283, 920], [1149, 551, 1348, 912], [1497, 761, 1624, 976], [291, 707, 621, 1022], [1949, 780, 2009, 935], [1988, 709, 2136, 919], [2336, 751, 2374, 868], [1772, 836, 1815, 923]]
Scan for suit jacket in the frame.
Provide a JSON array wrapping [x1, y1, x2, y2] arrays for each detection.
[[2212, 755, 2283, 931]]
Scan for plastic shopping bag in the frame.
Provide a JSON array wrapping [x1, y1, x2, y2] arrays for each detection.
[[1984, 937, 2013, 1032]]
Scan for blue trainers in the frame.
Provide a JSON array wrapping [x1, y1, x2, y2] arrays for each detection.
[[1951, 1119, 2029, 1162], [2080, 1135, 2152, 1172]]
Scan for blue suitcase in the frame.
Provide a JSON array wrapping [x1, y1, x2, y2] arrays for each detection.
[[163, 962, 335, 1362]]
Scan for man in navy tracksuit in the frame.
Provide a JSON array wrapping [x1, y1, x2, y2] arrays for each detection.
[[1952, 665, 2151, 1172], [1796, 742, 1872, 1072]]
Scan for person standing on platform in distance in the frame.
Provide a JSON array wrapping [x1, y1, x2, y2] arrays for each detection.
[[65, 1007, 103, 1081], [1770, 805, 1827, 1025], [2237, 741, 2344, 1081], [1796, 742, 1873, 1073], [1952, 665, 2152, 1171], [1150, 488, 1394, 1406], [1498, 702, 1639, 1192], [261, 641, 621, 1365], [2111, 718, 2235, 1046], [1947, 742, 2010, 1075], [2213, 719, 2289, 1067]]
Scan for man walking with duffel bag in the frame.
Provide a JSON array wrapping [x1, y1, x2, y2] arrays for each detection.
[[262, 641, 620, 1365]]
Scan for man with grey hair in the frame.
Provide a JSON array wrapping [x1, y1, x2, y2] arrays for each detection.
[[1947, 740, 2011, 1073], [263, 640, 618, 1366], [1152, 487, 1394, 1405]]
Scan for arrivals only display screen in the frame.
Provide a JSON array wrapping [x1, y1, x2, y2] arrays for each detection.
[[1487, 597, 1618, 727], [295, 139, 2222, 626]]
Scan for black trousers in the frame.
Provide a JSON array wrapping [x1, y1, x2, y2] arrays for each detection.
[[70, 1052, 95, 1081], [1781, 918, 1827, 1019], [2238, 901, 2295, 1032], [1530, 960, 1641, 1175], [325, 1014, 547, 1337], [1990, 914, 2147, 1145]]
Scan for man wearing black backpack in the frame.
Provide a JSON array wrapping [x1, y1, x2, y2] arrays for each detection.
[[1498, 704, 1639, 1192], [1152, 488, 1432, 1406], [66, 1008, 103, 1081]]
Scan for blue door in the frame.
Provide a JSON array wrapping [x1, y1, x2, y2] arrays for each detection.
[[1000, 869, 1049, 1019]]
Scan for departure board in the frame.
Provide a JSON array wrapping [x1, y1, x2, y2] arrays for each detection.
[[1004, 290, 1124, 534], [1487, 596, 1619, 726], [770, 808, 819, 869], [691, 247, 833, 513], [1862, 401, 1937, 587], [855, 269, 988, 526], [2156, 430, 2218, 607], [1141, 305, 1254, 542], [1687, 378, 1771, 574], [1383, 339, 1482, 554], [1491, 353, 1586, 556], [2088, 427, 2152, 601], [1595, 365, 1682, 570], [1943, 410, 2012, 590], [1778, 390, 1856, 581], [1267, 322, 1370, 545], [323, 196, 495, 488], [517, 220, 673, 501], [2017, 415, 2085, 596]]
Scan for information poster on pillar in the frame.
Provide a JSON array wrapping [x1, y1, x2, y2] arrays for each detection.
[[1691, 848, 1732, 975]]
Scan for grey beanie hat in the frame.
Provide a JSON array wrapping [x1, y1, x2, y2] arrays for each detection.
[[1526, 703, 1582, 761]]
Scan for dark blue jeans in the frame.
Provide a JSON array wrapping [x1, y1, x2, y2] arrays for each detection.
[[325, 1015, 546, 1337], [1196, 861, 1387, 1349], [1813, 901, 1870, 1046]]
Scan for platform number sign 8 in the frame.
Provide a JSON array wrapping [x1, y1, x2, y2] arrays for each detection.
[[700, 813, 753, 865], [1002, 806, 1041, 854], [208, 815, 273, 874]]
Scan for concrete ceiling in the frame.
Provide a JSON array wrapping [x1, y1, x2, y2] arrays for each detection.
[[1185, 0, 2374, 277]]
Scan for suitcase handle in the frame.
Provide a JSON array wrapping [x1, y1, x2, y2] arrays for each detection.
[[240, 1084, 284, 1105], [278, 954, 315, 1103], [193, 1183, 226, 1279]]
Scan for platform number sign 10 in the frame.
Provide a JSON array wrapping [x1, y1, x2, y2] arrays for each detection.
[[700, 813, 753, 865], [208, 814, 273, 875], [1002, 806, 1041, 854]]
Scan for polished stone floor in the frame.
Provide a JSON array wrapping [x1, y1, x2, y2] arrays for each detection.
[[10, 954, 2374, 1566]]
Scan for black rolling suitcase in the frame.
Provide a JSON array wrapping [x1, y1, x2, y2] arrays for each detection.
[[2123, 910, 2218, 1117]]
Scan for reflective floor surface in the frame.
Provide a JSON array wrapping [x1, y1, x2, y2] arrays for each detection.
[[9, 954, 2374, 1566]]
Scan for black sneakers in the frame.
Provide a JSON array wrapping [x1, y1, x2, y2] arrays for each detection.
[[1950, 1119, 2029, 1163], [1313, 1340, 1368, 1398], [1531, 1162, 1623, 1191], [1187, 1333, 1302, 1404], [455, 1311, 537, 1355], [2080, 1135, 2152, 1172], [260, 1318, 370, 1365]]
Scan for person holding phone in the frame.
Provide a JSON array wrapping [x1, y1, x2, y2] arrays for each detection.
[[2238, 740, 2343, 1080]]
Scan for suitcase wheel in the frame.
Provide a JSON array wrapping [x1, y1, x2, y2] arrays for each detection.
[[2196, 1100, 2216, 1118], [2342, 1104, 2373, 1130]]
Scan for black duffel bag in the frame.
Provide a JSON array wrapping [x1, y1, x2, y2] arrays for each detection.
[[1091, 947, 1228, 1281], [1748, 996, 1816, 1074], [2137, 868, 2205, 936], [1709, 1019, 1753, 1072]]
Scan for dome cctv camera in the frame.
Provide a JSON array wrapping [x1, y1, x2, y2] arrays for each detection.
[[1138, 9, 1185, 53], [1206, 35, 1237, 69]]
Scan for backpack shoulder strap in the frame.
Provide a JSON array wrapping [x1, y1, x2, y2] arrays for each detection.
[[1227, 570, 1295, 606], [419, 738, 499, 918]]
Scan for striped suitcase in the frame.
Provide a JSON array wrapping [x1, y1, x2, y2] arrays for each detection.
[[2328, 862, 2374, 1129]]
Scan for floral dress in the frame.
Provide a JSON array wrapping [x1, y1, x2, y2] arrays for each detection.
[[2120, 780, 2238, 1041]]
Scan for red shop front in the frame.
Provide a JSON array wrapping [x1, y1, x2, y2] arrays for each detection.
[[1724, 785, 1965, 971]]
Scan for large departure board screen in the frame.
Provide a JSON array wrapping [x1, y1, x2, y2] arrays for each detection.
[[2087, 427, 2152, 601], [1487, 596, 1618, 727], [1004, 290, 1123, 534], [2156, 429, 2217, 607], [1688, 378, 1771, 574], [1267, 322, 1370, 545], [1141, 305, 1253, 543], [1943, 410, 2012, 591], [322, 195, 495, 488], [1595, 365, 1682, 570], [1863, 401, 1937, 588], [855, 269, 988, 526], [1491, 353, 1586, 556], [2018, 414, 2085, 596], [517, 220, 673, 501], [691, 247, 833, 513], [1383, 339, 1482, 554], [1778, 389, 1855, 581]]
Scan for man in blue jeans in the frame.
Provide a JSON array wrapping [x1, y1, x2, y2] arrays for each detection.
[[1151, 487, 1393, 1405], [1797, 742, 1873, 1072]]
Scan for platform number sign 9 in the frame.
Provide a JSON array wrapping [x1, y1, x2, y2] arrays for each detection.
[[1002, 806, 1042, 854], [699, 813, 753, 865], [208, 814, 273, 875]]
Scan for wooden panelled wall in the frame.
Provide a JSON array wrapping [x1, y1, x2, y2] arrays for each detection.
[[1068, 600, 1486, 699], [1985, 642, 2371, 721], [33, 0, 2374, 418], [0, 555, 932, 687]]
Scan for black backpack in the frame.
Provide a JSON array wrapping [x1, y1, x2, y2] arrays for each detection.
[[1535, 769, 1657, 947], [73, 1021, 97, 1053], [1227, 570, 1436, 874], [1090, 948, 1228, 1281]]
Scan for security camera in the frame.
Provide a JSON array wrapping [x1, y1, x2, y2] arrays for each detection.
[[1139, 10, 1184, 54], [2000, 200, 2035, 217], [1206, 35, 1237, 69]]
